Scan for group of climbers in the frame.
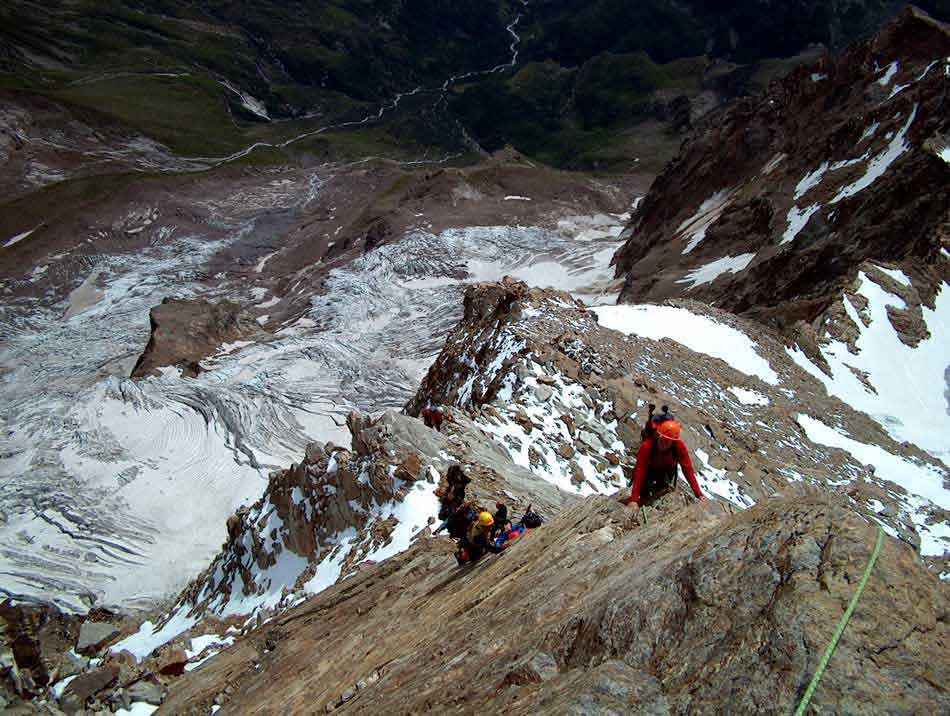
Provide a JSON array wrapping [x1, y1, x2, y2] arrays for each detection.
[[421, 402, 445, 431], [425, 396, 703, 568], [433, 463, 543, 565]]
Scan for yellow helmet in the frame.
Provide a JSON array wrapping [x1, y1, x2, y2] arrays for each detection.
[[477, 511, 494, 527]]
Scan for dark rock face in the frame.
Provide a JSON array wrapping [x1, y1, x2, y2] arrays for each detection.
[[0, 600, 81, 699], [612, 7, 950, 331], [131, 298, 265, 379]]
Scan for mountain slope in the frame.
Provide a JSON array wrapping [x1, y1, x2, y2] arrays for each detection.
[[612, 7, 950, 321], [609, 6, 950, 472], [160, 494, 948, 715], [3, 5, 950, 715], [8, 280, 949, 712]]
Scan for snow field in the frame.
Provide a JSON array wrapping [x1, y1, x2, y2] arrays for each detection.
[[115, 704, 159, 716], [786, 271, 950, 460], [592, 304, 780, 385], [1, 212, 626, 610], [797, 414, 949, 558]]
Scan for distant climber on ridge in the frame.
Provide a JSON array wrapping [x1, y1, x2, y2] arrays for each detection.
[[421, 402, 445, 431], [434, 464, 473, 537], [627, 404, 704, 507]]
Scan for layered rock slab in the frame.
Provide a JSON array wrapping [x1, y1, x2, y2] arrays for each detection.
[[159, 493, 949, 714]]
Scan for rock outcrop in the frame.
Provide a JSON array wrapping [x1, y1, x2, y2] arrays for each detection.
[[612, 7, 950, 331], [131, 298, 266, 379], [175, 406, 575, 623], [0, 600, 81, 703], [408, 280, 948, 572]]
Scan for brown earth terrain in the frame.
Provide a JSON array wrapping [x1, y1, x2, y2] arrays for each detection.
[[0, 150, 642, 329]]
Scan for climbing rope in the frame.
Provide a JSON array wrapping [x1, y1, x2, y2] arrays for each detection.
[[794, 526, 885, 716]]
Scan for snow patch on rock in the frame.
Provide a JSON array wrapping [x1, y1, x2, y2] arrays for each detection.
[[592, 304, 780, 386], [676, 189, 736, 254], [788, 272, 950, 460], [831, 105, 918, 203], [797, 414, 949, 557], [727, 387, 770, 406], [677, 253, 756, 288]]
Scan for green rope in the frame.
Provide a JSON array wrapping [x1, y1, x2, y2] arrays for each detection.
[[794, 526, 885, 716]]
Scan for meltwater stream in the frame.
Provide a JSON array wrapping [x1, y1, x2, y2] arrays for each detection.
[[0, 209, 625, 611]]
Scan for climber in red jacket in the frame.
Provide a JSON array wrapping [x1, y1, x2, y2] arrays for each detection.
[[627, 418, 704, 507]]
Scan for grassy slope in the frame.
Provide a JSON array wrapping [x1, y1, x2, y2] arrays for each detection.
[[7, 1, 945, 173]]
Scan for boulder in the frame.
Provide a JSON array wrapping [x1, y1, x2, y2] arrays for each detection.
[[394, 453, 423, 483], [605, 377, 638, 420], [126, 678, 164, 705], [577, 430, 602, 450], [61, 664, 119, 705], [534, 385, 554, 402], [616, 420, 640, 451], [347, 410, 377, 456], [305, 442, 326, 465], [76, 622, 120, 655], [559, 413, 576, 437], [156, 649, 188, 677]]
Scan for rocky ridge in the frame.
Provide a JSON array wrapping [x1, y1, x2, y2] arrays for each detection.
[[410, 280, 949, 567], [160, 493, 949, 715], [5, 279, 949, 713], [612, 7, 950, 330], [173, 407, 575, 624]]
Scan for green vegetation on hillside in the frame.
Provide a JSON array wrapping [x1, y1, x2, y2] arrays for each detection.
[[4, 0, 949, 172]]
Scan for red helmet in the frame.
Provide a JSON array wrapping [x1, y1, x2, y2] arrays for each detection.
[[656, 420, 682, 440]]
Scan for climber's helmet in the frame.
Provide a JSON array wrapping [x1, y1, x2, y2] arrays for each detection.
[[656, 419, 682, 448]]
